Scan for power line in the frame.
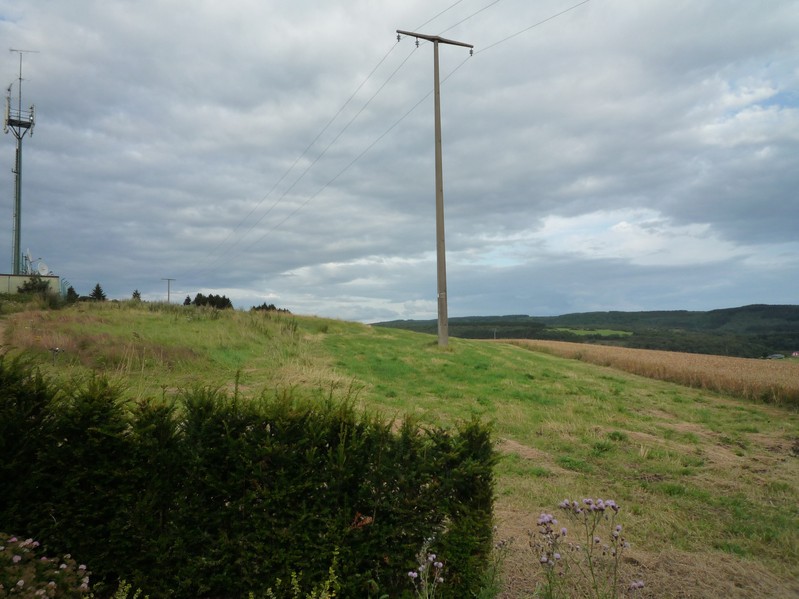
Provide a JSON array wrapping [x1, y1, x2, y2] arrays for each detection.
[[239, 0, 591, 247], [476, 0, 591, 54], [191, 41, 403, 275], [414, 0, 470, 30], [439, 0, 503, 36], [236, 0, 593, 246], [239, 51, 474, 259], [191, 2, 482, 280], [192, 0, 592, 282]]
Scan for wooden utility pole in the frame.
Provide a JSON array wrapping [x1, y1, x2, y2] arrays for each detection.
[[162, 278, 175, 303], [396, 30, 472, 347]]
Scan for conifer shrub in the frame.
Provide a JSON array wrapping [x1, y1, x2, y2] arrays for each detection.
[[0, 356, 496, 598]]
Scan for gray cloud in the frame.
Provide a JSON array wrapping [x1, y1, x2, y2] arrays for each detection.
[[1, 0, 797, 319]]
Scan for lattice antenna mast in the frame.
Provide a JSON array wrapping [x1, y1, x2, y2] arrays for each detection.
[[4, 48, 38, 275]]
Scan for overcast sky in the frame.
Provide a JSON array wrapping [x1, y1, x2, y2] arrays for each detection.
[[1, 0, 797, 322]]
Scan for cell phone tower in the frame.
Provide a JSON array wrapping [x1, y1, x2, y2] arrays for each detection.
[[3, 49, 37, 275]]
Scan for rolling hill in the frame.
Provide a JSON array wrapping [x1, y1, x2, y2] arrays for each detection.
[[375, 304, 799, 358]]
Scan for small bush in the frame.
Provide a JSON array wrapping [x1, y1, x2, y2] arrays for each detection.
[[0, 533, 90, 597]]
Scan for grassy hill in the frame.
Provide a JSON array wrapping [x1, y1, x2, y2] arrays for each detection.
[[2, 301, 798, 598], [375, 304, 799, 358]]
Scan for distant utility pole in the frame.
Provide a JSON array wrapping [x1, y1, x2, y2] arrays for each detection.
[[4, 49, 38, 275], [396, 30, 472, 347], [162, 278, 175, 303]]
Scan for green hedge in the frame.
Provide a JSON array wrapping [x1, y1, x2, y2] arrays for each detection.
[[0, 355, 496, 598]]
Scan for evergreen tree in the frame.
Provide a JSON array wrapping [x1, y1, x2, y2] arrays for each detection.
[[132, 289, 142, 301], [89, 283, 107, 301], [183, 295, 192, 306], [66, 286, 79, 303]]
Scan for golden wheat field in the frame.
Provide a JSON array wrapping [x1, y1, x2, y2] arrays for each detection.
[[500, 339, 799, 407]]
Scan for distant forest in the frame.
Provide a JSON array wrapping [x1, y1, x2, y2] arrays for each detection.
[[374, 304, 799, 358]]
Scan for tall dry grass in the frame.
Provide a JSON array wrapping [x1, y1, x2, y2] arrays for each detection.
[[502, 339, 799, 407]]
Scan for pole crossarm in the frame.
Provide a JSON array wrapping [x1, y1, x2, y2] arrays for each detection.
[[396, 30, 474, 49]]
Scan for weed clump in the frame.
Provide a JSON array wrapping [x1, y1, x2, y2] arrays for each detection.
[[531, 498, 643, 599]]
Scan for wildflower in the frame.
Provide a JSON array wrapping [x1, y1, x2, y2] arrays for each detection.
[[594, 536, 601, 544], [436, 577, 444, 583], [408, 571, 418, 579], [12, 555, 22, 563], [427, 553, 436, 562], [434, 561, 443, 569], [17, 580, 25, 588], [540, 555, 548, 563], [560, 527, 568, 537], [629, 579, 645, 590], [554, 552, 561, 560]]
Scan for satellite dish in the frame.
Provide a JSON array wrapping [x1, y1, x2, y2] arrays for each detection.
[[37, 262, 49, 275]]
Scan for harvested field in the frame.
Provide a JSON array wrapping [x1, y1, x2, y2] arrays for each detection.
[[500, 339, 799, 407]]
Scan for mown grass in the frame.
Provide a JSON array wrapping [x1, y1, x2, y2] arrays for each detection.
[[1, 301, 798, 598]]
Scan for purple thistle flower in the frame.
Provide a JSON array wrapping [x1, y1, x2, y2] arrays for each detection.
[[561, 527, 568, 537], [12, 555, 22, 563], [540, 555, 548, 563], [408, 571, 418, 579]]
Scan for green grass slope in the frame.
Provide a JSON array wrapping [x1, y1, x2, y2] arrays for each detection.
[[2, 301, 798, 598]]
